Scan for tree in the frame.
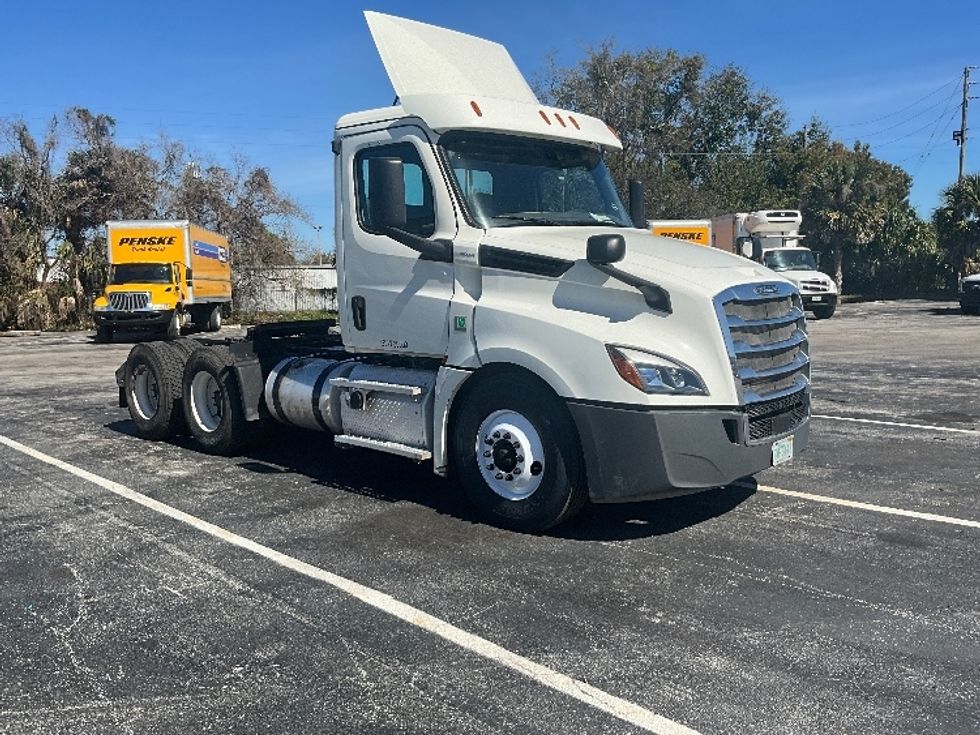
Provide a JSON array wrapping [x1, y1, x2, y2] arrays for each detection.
[[799, 142, 911, 292], [537, 42, 787, 217], [0, 119, 64, 328], [161, 148, 307, 307], [933, 174, 980, 281]]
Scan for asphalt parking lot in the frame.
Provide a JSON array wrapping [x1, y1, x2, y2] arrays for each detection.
[[1, 300, 978, 735]]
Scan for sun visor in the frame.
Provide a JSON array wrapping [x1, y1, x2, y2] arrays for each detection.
[[365, 11, 538, 105]]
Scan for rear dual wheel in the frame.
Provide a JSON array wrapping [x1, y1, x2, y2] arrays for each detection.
[[124, 342, 186, 439], [207, 305, 222, 332], [181, 347, 247, 455]]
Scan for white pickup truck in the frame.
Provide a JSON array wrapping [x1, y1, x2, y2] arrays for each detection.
[[115, 12, 811, 530]]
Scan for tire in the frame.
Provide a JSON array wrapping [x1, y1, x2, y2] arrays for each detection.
[[123, 342, 186, 439], [95, 325, 113, 343], [960, 302, 980, 316], [451, 373, 587, 531], [207, 304, 222, 332], [811, 302, 836, 319], [169, 337, 200, 361], [165, 310, 181, 340], [181, 347, 247, 455]]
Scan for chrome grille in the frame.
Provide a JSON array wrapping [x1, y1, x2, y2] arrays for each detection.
[[714, 282, 810, 411], [108, 291, 150, 310], [799, 278, 830, 292]]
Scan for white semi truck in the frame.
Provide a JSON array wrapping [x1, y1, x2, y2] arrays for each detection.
[[115, 12, 811, 530], [711, 210, 838, 319]]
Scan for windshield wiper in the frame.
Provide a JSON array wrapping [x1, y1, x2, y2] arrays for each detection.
[[492, 214, 629, 228], [492, 215, 568, 227]]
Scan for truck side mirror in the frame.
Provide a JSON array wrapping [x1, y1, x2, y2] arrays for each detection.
[[737, 237, 754, 259], [587, 234, 626, 265], [628, 179, 645, 229], [814, 252, 821, 268], [367, 157, 407, 230]]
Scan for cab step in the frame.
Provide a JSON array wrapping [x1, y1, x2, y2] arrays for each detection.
[[333, 434, 432, 461]]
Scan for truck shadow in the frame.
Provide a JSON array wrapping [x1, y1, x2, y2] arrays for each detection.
[[106, 421, 757, 541], [925, 306, 966, 317]]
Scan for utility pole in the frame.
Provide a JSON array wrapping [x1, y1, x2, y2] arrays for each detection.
[[954, 66, 978, 181]]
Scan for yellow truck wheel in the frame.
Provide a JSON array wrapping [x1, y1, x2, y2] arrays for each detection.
[[207, 305, 222, 332]]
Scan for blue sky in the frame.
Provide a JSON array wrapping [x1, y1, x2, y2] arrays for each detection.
[[2, 0, 978, 251]]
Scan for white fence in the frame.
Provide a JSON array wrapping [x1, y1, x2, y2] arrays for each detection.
[[236, 265, 338, 313]]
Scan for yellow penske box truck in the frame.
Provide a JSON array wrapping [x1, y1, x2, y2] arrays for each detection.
[[93, 220, 232, 342], [648, 219, 711, 245]]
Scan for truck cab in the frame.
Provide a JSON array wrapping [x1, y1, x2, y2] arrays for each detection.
[[329, 13, 811, 522]]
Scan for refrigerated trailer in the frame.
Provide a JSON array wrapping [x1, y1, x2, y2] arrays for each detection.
[[114, 12, 811, 530], [711, 210, 838, 319]]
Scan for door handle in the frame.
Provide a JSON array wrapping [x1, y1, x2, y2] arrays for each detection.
[[352, 296, 366, 330]]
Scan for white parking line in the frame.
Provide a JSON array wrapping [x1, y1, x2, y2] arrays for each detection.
[[812, 414, 980, 435], [0, 434, 697, 735], [752, 484, 980, 529]]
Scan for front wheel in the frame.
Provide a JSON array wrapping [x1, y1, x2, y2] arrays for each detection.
[[451, 374, 587, 531], [961, 302, 980, 316], [181, 347, 247, 455], [95, 324, 113, 343], [165, 310, 181, 339], [811, 302, 836, 319]]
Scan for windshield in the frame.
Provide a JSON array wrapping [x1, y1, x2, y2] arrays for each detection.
[[110, 263, 173, 285], [763, 249, 817, 271], [439, 131, 632, 228]]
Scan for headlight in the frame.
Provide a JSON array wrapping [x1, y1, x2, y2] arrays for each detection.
[[606, 346, 708, 395]]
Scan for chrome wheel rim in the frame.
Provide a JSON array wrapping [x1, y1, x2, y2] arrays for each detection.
[[475, 410, 545, 501], [131, 365, 160, 419], [190, 372, 222, 432]]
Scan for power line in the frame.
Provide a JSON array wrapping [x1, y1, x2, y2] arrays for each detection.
[[829, 77, 960, 129], [858, 103, 962, 149], [897, 101, 960, 175], [839, 89, 960, 142], [913, 108, 960, 177]]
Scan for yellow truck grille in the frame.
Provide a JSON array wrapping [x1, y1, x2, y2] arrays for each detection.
[[108, 292, 151, 311]]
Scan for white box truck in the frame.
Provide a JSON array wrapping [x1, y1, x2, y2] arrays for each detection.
[[711, 210, 838, 319], [115, 12, 811, 530]]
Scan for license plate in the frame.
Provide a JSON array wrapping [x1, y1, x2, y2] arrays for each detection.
[[772, 435, 794, 466], [811, 295, 823, 302]]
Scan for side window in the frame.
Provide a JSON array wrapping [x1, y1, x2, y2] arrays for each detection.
[[355, 142, 435, 238]]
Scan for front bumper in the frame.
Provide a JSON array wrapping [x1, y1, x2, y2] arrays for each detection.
[[800, 293, 837, 310], [93, 309, 173, 328], [569, 397, 810, 503]]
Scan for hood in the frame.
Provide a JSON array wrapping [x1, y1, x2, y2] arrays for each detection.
[[773, 268, 835, 284], [481, 226, 781, 296], [962, 273, 980, 284]]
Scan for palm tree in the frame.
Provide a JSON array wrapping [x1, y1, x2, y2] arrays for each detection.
[[933, 173, 980, 281]]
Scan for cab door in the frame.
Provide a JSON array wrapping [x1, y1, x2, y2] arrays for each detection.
[[338, 125, 457, 357]]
